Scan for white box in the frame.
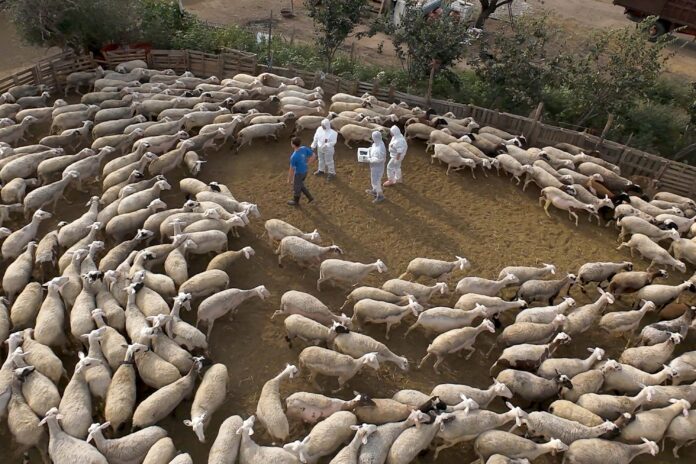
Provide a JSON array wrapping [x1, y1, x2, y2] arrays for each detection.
[[357, 148, 370, 163]]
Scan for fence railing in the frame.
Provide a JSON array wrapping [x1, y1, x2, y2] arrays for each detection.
[[2, 48, 694, 199]]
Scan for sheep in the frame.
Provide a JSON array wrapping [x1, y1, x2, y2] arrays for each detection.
[[515, 298, 576, 324], [455, 273, 519, 296], [489, 332, 572, 376], [58, 353, 102, 438], [103, 345, 137, 432], [601, 360, 677, 394], [341, 124, 388, 148], [317, 259, 388, 291], [386, 413, 452, 464], [234, 122, 286, 150], [332, 328, 409, 371], [639, 304, 695, 345], [352, 297, 424, 339], [399, 256, 470, 282], [209, 415, 244, 464], [607, 269, 668, 295], [617, 233, 687, 272], [578, 162, 634, 192], [184, 363, 228, 443], [381, 279, 448, 305], [538, 347, 605, 379], [286, 392, 373, 425], [284, 411, 357, 464], [13, 364, 60, 418], [489, 315, 567, 356], [498, 263, 556, 283], [540, 186, 598, 226], [39, 407, 108, 464], [520, 411, 617, 445], [577, 261, 633, 292], [1, 147, 61, 185], [6, 368, 48, 459], [263, 218, 320, 246], [299, 347, 380, 393], [474, 431, 568, 463], [630, 195, 683, 217], [283, 314, 336, 348], [562, 437, 658, 464], [274, 292, 349, 328], [496, 369, 573, 404], [86, 422, 168, 464], [617, 216, 680, 243], [3, 241, 36, 302], [577, 385, 656, 421], [563, 290, 615, 336], [2, 209, 52, 260], [132, 358, 203, 429], [454, 294, 527, 316], [65, 67, 105, 95], [405, 303, 493, 337], [255, 364, 296, 444], [431, 143, 478, 176], [433, 402, 527, 458], [516, 273, 576, 305], [106, 199, 167, 241], [620, 333, 682, 373], [197, 285, 270, 338], [619, 398, 690, 443], [10, 283, 42, 330], [599, 300, 656, 346], [419, 319, 495, 372], [277, 236, 343, 268], [670, 238, 696, 266]]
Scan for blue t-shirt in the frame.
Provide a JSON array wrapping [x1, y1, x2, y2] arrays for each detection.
[[290, 146, 313, 174]]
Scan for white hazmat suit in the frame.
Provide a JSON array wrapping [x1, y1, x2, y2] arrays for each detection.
[[311, 119, 338, 177], [385, 125, 407, 185], [366, 130, 387, 202]]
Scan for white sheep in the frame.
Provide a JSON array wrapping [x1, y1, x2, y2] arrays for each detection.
[[255, 364, 297, 443], [277, 236, 343, 268], [185, 363, 228, 442], [299, 346, 380, 392], [263, 218, 320, 246], [197, 286, 271, 338], [400, 256, 471, 281], [617, 233, 686, 273], [317, 259, 388, 291], [352, 297, 424, 339]]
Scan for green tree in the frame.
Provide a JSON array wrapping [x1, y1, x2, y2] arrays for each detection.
[[561, 18, 676, 127], [304, 0, 369, 73], [471, 13, 566, 112], [378, 2, 475, 83], [476, 0, 515, 28], [6, 0, 139, 52]]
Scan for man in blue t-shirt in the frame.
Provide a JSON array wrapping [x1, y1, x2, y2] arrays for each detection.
[[287, 136, 316, 206]]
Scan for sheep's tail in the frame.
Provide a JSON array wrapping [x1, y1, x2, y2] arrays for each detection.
[[398, 271, 410, 280]]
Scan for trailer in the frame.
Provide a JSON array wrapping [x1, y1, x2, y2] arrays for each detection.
[[613, 0, 696, 39]]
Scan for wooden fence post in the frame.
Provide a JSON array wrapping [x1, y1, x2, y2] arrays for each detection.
[[184, 50, 191, 72], [372, 78, 380, 97], [527, 102, 544, 146], [351, 80, 359, 96], [595, 113, 614, 150]]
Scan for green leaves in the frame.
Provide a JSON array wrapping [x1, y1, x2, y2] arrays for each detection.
[[304, 0, 368, 73]]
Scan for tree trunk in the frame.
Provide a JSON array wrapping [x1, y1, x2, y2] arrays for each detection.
[[476, 1, 514, 28]]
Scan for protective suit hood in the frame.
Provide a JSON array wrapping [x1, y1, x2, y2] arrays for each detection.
[[321, 119, 331, 130]]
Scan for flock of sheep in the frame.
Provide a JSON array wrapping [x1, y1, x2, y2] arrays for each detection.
[[0, 57, 694, 464]]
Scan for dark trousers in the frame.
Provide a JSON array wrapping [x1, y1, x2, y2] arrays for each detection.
[[293, 172, 313, 201]]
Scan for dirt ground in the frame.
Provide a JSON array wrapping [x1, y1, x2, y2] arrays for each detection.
[[0, 111, 694, 462], [185, 0, 696, 80]]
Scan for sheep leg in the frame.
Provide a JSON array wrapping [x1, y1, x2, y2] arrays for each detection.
[[464, 346, 476, 360], [543, 200, 552, 218], [344, 139, 352, 148], [469, 167, 476, 179], [432, 355, 444, 374], [316, 279, 323, 292], [417, 352, 433, 370], [445, 166, 451, 176]]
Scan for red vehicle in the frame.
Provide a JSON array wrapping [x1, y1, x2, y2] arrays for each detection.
[[613, 0, 696, 39]]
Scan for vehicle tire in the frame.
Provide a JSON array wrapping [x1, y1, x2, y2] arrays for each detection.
[[648, 20, 668, 42]]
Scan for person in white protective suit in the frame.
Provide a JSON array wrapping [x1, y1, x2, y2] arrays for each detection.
[[365, 130, 387, 203], [311, 118, 338, 180], [384, 125, 408, 186]]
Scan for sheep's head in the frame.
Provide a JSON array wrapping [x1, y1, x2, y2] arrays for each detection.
[[602, 359, 622, 373], [554, 332, 572, 344], [241, 246, 255, 260], [255, 285, 270, 300], [236, 416, 255, 436], [587, 347, 605, 362], [183, 413, 208, 443], [375, 259, 388, 273], [455, 256, 471, 271], [669, 333, 684, 345], [640, 438, 659, 456]]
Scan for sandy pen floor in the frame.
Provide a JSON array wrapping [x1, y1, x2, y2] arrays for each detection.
[[0, 122, 694, 463]]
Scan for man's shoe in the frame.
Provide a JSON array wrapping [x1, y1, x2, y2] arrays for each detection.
[[287, 200, 299, 206], [365, 189, 376, 196], [326, 174, 335, 181], [373, 194, 385, 203], [314, 170, 325, 176], [307, 196, 314, 204], [383, 180, 394, 187]]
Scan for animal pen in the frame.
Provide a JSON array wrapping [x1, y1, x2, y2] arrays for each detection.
[[0, 47, 694, 200]]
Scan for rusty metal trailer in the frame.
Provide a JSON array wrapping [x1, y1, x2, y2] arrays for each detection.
[[613, 0, 696, 38]]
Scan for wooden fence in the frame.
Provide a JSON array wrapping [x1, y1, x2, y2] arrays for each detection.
[[1, 48, 694, 199]]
